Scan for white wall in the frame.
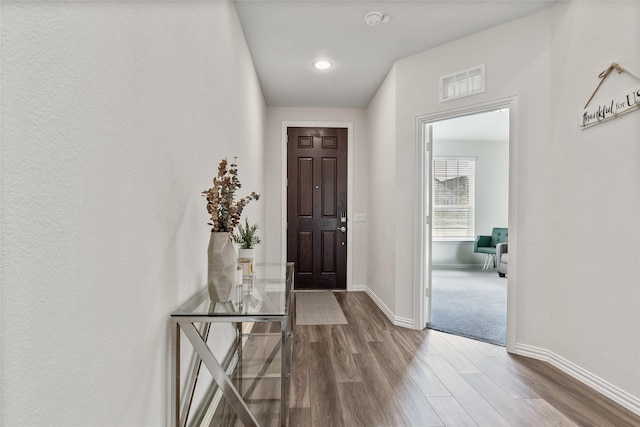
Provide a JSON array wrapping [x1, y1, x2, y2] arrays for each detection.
[[386, 9, 554, 327], [366, 0, 640, 412], [1, 2, 265, 425], [432, 138, 509, 267], [545, 0, 640, 406], [364, 68, 398, 311], [263, 107, 368, 289]]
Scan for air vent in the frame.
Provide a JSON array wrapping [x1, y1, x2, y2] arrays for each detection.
[[439, 65, 485, 102]]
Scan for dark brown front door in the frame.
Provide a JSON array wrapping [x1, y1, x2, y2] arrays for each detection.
[[287, 127, 347, 290]]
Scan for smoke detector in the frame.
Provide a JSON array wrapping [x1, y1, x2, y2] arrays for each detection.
[[364, 11, 390, 26]]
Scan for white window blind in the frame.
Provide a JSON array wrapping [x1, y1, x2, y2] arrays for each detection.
[[433, 158, 476, 239]]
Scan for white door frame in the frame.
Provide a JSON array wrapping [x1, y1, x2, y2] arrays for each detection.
[[415, 96, 519, 352], [281, 121, 354, 291]]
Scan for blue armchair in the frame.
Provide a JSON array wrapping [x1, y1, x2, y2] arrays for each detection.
[[474, 228, 508, 270]]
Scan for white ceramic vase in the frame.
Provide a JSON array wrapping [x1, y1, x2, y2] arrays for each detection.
[[207, 232, 237, 302], [237, 248, 255, 260]]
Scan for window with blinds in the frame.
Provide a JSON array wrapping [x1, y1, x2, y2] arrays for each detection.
[[433, 158, 476, 240]]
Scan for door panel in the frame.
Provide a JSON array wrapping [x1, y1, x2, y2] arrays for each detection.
[[321, 230, 336, 272], [298, 158, 313, 217], [297, 231, 313, 273], [287, 127, 347, 290], [322, 158, 337, 217]]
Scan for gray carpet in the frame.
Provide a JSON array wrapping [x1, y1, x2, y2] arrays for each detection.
[[295, 291, 348, 325], [429, 268, 506, 346]]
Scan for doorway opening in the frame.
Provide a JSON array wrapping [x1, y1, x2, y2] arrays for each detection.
[[415, 97, 518, 352], [429, 109, 509, 346]]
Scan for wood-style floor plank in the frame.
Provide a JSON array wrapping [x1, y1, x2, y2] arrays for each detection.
[[319, 324, 363, 383], [523, 399, 580, 427], [307, 341, 344, 426], [336, 381, 377, 426], [289, 326, 310, 409], [510, 356, 640, 427], [424, 355, 512, 427], [399, 327, 442, 357], [427, 396, 477, 427], [426, 332, 483, 375], [463, 372, 557, 426], [405, 358, 451, 398], [469, 353, 540, 400], [350, 351, 414, 426], [283, 291, 640, 427], [288, 407, 310, 427]]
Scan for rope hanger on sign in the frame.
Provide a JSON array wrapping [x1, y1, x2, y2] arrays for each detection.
[[584, 62, 640, 109]]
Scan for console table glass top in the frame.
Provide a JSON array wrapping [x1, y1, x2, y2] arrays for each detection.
[[171, 278, 289, 318], [170, 263, 294, 427]]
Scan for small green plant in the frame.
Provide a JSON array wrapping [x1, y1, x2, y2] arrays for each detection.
[[233, 217, 261, 249]]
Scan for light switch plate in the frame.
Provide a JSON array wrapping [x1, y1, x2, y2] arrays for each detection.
[[354, 213, 367, 223]]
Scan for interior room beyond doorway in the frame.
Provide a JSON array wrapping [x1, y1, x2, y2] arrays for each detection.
[[429, 109, 509, 346]]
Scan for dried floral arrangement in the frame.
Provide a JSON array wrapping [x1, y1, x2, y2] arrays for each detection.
[[202, 158, 260, 233]]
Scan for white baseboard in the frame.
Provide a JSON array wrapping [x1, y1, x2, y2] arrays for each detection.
[[350, 283, 367, 291], [432, 264, 484, 269], [363, 287, 416, 329], [515, 343, 640, 416], [393, 315, 415, 329]]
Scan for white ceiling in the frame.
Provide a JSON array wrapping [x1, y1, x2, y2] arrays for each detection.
[[234, 0, 555, 108]]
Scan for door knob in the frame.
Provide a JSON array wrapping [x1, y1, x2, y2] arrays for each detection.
[[337, 226, 346, 232]]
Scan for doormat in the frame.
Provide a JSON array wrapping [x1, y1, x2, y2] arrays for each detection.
[[295, 292, 348, 326]]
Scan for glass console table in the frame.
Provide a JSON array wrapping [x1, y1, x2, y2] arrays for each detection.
[[171, 263, 294, 427]]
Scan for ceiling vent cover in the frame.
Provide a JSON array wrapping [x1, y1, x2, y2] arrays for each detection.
[[439, 65, 485, 102]]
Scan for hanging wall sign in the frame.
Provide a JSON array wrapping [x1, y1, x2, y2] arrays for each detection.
[[580, 63, 640, 129], [580, 84, 640, 128]]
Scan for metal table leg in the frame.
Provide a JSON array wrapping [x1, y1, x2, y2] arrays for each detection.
[[171, 319, 180, 427], [181, 321, 260, 427], [280, 318, 289, 427]]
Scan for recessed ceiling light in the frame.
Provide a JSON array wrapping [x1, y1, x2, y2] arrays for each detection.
[[313, 60, 332, 70]]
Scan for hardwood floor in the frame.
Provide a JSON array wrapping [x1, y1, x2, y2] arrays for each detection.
[[289, 291, 640, 427]]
